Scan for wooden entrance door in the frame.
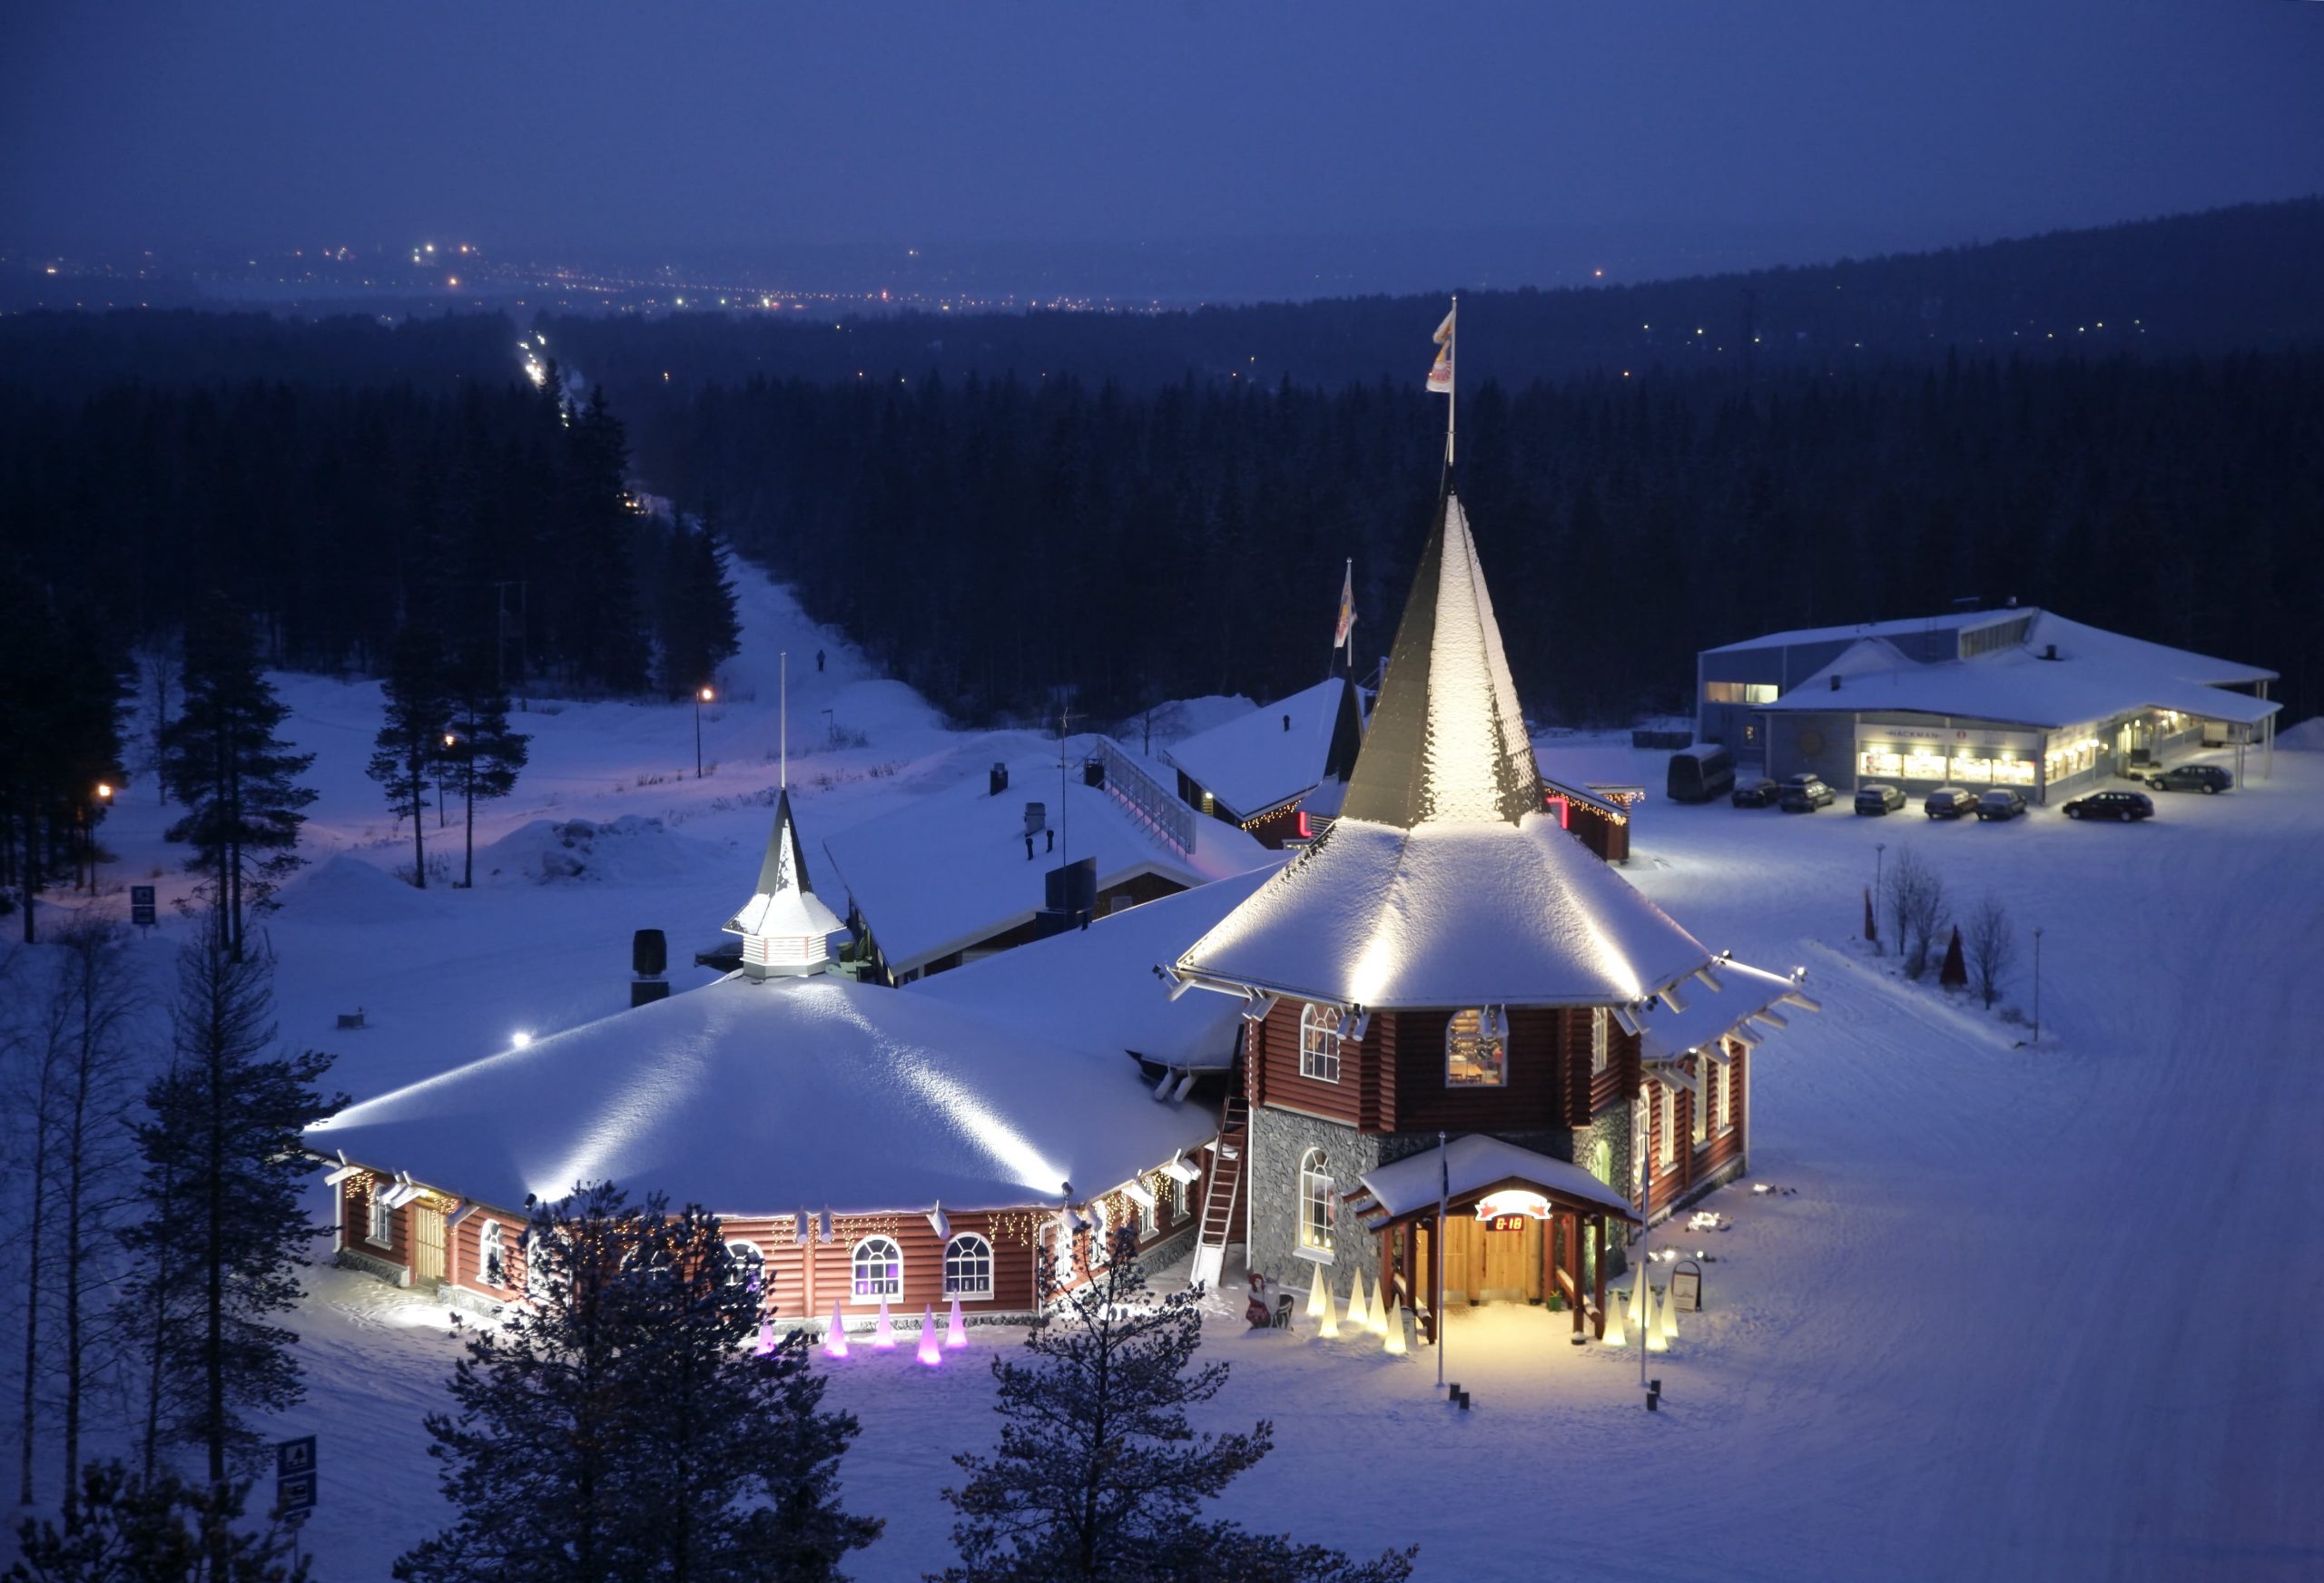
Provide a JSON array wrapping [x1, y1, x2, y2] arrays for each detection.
[[1443, 1215, 1544, 1303], [411, 1204, 447, 1284]]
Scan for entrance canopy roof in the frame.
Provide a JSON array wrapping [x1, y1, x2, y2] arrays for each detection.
[[1351, 1135, 1638, 1229]]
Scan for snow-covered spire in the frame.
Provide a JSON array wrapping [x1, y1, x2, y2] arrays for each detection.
[[724, 788, 847, 978], [1338, 493, 1541, 829]]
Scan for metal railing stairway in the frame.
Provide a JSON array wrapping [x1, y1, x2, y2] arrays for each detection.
[[1187, 1094, 1248, 1290]]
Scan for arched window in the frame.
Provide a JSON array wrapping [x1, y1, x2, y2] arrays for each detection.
[[1298, 1003, 1343, 1084], [944, 1234, 994, 1300], [367, 1182, 395, 1246], [1447, 1008, 1507, 1088], [478, 1221, 506, 1287], [726, 1238, 764, 1298], [1297, 1149, 1334, 1257], [851, 1236, 901, 1299]]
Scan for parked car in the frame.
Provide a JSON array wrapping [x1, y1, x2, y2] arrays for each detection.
[[1853, 782, 1905, 815], [1924, 786, 1978, 820], [2063, 789, 2154, 821], [1730, 777, 1780, 808], [1778, 774, 1835, 812], [1667, 745, 1737, 804], [2144, 763, 2232, 794], [1975, 788, 2027, 821]]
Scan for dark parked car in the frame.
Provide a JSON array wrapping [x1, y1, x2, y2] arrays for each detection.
[[1853, 782, 1905, 815], [1778, 774, 1835, 812], [2063, 789, 2154, 821], [1975, 788, 2027, 821], [1730, 777, 1780, 808], [2145, 763, 2232, 794], [1924, 786, 1978, 820]]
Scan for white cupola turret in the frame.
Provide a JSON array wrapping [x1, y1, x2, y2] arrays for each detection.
[[724, 788, 847, 979]]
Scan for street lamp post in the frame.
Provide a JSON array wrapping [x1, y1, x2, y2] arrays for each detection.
[[2031, 926, 2045, 1046], [1873, 842, 1886, 953], [84, 782, 113, 893], [694, 686, 714, 779], [438, 733, 455, 828]]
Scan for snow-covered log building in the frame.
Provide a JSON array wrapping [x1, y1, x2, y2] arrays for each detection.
[[1171, 493, 1816, 1342], [1164, 677, 1366, 849], [307, 792, 1226, 1326]]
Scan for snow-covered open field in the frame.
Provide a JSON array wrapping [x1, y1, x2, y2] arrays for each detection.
[[19, 561, 2323, 1580]]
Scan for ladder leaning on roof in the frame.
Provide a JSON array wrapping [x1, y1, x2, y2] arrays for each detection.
[[1188, 1094, 1248, 1290]]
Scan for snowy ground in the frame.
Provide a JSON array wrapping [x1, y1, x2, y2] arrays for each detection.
[[16, 561, 2323, 1580]]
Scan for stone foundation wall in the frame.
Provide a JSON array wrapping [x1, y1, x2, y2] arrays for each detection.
[[1246, 1106, 1378, 1293]]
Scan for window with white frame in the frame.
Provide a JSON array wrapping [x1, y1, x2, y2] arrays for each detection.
[[851, 1236, 902, 1299], [1690, 1061, 1708, 1146], [726, 1238, 764, 1298], [1657, 1082, 1676, 1166], [478, 1221, 506, 1287], [944, 1234, 993, 1299], [1086, 1202, 1112, 1269], [1137, 1187, 1158, 1239], [1298, 1003, 1343, 1084], [367, 1182, 394, 1246], [1446, 1008, 1506, 1087], [1170, 1175, 1189, 1224], [1717, 1047, 1735, 1133], [1590, 1007, 1610, 1076], [1297, 1149, 1334, 1256]]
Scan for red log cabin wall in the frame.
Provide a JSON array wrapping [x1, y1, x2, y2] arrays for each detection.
[[1638, 1040, 1748, 1214], [1239, 803, 1304, 850]]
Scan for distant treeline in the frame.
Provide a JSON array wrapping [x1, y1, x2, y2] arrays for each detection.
[[0, 369, 736, 697], [636, 350, 2323, 727]]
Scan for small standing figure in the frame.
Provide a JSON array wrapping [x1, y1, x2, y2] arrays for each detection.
[[815, 648, 826, 673]]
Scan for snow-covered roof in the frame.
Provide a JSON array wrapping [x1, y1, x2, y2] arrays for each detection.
[[1161, 677, 1364, 822], [308, 972, 1217, 1219], [821, 738, 1270, 978], [1340, 495, 1541, 827], [1759, 612, 2280, 729], [1174, 493, 1710, 1010], [1633, 959, 1817, 1067], [1701, 606, 2034, 655], [1174, 813, 1709, 1009], [1354, 1135, 1636, 1224], [909, 867, 1277, 1071], [723, 788, 846, 942]]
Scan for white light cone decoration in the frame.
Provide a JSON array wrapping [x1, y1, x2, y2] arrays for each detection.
[[1644, 1281, 1669, 1353], [755, 1316, 775, 1357], [1305, 1262, 1329, 1320], [1367, 1278, 1392, 1337], [1602, 1290, 1628, 1348], [945, 1296, 968, 1349], [1315, 1283, 1341, 1340], [1383, 1302, 1407, 1355], [917, 1305, 942, 1365], [873, 1297, 897, 1350], [1659, 1277, 1680, 1343], [1345, 1272, 1370, 1332], [823, 1300, 850, 1359]]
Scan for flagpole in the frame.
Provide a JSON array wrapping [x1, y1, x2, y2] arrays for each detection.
[[1445, 295, 1458, 475], [1435, 1129, 1448, 1392]]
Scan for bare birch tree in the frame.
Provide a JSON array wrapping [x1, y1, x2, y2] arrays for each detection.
[[1967, 893, 2015, 1009]]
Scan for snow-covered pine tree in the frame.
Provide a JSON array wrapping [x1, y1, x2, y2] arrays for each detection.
[[442, 644, 529, 890], [655, 506, 742, 700], [937, 1226, 1416, 1583], [160, 595, 316, 960], [396, 1183, 881, 1583], [369, 624, 453, 889], [120, 912, 341, 1547]]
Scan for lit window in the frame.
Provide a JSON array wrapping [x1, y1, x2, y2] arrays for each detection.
[[851, 1236, 902, 1299], [1658, 1084, 1676, 1167], [726, 1239, 764, 1298], [1691, 1062, 1708, 1146], [944, 1234, 993, 1299], [1858, 749, 1904, 779], [1705, 681, 1779, 704], [1590, 1007, 1610, 1076], [1087, 1202, 1112, 1269], [1901, 747, 1949, 782], [1137, 1189, 1158, 1239], [478, 1221, 506, 1287], [1297, 1149, 1334, 1256], [1446, 1008, 1507, 1088], [1717, 1047, 1735, 1133], [1298, 1003, 1343, 1084], [368, 1183, 394, 1246]]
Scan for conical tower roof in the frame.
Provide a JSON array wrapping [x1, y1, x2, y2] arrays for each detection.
[[725, 788, 847, 952], [1339, 494, 1541, 827], [1172, 491, 1710, 1011]]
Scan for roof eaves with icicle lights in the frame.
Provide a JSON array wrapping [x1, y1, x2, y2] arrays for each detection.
[[1170, 492, 1718, 1012]]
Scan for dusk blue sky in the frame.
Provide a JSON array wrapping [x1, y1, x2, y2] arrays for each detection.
[[5, 2, 2321, 280]]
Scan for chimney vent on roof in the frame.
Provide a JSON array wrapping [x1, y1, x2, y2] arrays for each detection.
[[990, 762, 1009, 796], [1023, 801, 1046, 836], [1283, 713, 1291, 732], [2042, 644, 2059, 661], [1830, 674, 1842, 692]]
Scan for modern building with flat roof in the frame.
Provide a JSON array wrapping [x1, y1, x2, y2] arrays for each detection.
[[1695, 607, 2280, 803]]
